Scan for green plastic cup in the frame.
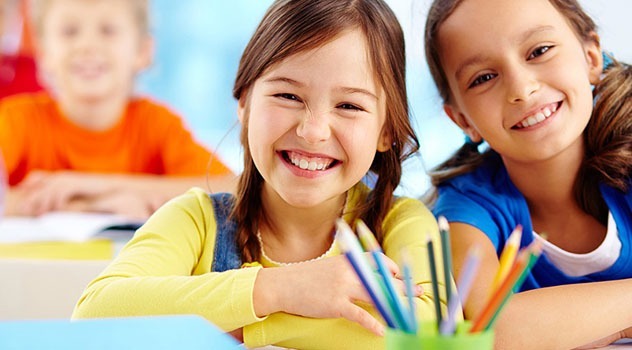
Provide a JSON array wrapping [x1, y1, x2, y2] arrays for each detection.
[[385, 321, 494, 349]]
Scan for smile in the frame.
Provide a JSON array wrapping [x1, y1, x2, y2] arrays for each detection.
[[283, 151, 339, 171], [513, 102, 561, 129]]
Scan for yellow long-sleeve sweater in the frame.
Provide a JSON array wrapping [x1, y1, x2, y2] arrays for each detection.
[[73, 183, 458, 349]]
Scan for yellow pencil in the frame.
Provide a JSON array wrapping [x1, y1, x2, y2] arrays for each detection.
[[490, 225, 522, 292]]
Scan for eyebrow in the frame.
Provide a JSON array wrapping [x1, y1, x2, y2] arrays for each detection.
[[454, 25, 556, 81], [338, 87, 378, 101], [262, 76, 377, 100], [262, 76, 305, 87]]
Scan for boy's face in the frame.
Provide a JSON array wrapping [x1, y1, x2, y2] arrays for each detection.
[[38, 0, 151, 103]]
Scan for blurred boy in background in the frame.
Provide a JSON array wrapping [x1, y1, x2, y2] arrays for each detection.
[[0, 0, 235, 219]]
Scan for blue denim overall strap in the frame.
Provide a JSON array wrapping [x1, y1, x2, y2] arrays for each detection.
[[210, 193, 242, 272]]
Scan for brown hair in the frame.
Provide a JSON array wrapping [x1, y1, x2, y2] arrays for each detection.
[[423, 0, 632, 222], [29, 0, 150, 37], [232, 0, 419, 262]]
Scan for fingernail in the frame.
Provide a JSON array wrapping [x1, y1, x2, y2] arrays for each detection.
[[377, 325, 385, 337], [416, 285, 424, 295]]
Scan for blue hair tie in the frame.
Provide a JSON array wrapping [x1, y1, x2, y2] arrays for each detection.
[[602, 51, 614, 70]]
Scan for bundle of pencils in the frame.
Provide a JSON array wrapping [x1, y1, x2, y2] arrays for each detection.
[[468, 226, 543, 333], [335, 219, 418, 334]]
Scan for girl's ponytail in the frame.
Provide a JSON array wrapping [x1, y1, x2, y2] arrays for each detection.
[[577, 56, 632, 220]]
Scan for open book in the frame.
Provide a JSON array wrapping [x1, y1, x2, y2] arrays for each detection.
[[0, 212, 144, 243]]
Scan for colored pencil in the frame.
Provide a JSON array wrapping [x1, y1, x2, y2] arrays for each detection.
[[470, 246, 531, 333], [485, 241, 543, 330], [440, 245, 482, 335], [400, 248, 418, 334], [426, 233, 443, 327], [490, 225, 522, 292], [335, 219, 397, 328], [437, 216, 454, 309], [356, 220, 412, 332]]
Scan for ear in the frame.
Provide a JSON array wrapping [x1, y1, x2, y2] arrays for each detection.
[[134, 36, 154, 72], [584, 31, 603, 85], [376, 127, 392, 152], [444, 104, 482, 143]]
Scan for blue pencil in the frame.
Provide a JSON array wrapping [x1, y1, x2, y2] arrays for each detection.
[[356, 220, 412, 332], [400, 249, 418, 334], [335, 219, 397, 329]]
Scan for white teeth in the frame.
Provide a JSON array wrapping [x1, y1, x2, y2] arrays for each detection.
[[290, 154, 331, 171], [517, 104, 557, 129], [543, 108, 552, 117], [527, 116, 538, 126]]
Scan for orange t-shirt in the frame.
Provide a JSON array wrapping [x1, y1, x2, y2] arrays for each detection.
[[0, 92, 231, 186]]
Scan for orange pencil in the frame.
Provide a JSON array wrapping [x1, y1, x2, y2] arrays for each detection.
[[490, 225, 522, 292], [470, 247, 530, 333]]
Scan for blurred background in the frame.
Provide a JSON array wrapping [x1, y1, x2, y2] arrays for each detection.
[[136, 0, 632, 199]]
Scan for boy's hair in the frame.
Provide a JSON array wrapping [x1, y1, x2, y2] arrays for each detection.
[[29, 0, 150, 37], [423, 0, 632, 222], [232, 0, 419, 262]]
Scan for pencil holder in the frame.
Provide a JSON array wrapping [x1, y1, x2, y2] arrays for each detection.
[[385, 321, 494, 350]]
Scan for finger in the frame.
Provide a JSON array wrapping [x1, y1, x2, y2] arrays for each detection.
[[393, 279, 424, 297], [17, 171, 48, 191], [340, 303, 384, 336], [378, 253, 401, 276]]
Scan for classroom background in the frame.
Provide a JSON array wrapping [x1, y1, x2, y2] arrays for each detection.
[[136, 0, 632, 199]]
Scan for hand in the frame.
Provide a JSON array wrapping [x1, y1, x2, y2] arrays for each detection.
[[574, 326, 632, 349], [85, 191, 165, 220], [254, 253, 422, 336], [15, 171, 114, 215]]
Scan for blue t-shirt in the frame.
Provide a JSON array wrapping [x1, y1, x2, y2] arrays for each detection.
[[432, 151, 632, 291]]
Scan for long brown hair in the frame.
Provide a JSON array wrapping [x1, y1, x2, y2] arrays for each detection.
[[423, 0, 632, 222], [232, 0, 419, 262]]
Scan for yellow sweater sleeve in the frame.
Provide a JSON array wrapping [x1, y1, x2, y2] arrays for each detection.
[[72, 188, 265, 331], [242, 195, 462, 349]]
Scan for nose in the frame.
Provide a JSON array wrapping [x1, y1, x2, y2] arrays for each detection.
[[296, 106, 332, 144], [506, 64, 540, 103]]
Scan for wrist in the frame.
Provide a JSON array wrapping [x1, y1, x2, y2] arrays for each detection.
[[253, 267, 282, 317]]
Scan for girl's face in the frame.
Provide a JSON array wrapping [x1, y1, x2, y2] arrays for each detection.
[[38, 0, 151, 105], [438, 0, 602, 166], [239, 28, 390, 209]]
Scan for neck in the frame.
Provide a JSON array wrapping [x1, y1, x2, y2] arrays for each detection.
[[257, 185, 346, 262], [56, 93, 129, 131]]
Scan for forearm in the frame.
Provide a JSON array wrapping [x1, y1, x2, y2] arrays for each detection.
[[73, 267, 264, 331], [492, 279, 632, 350], [106, 173, 237, 200]]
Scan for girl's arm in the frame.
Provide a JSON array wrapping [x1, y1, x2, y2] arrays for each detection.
[[72, 188, 264, 332], [450, 222, 632, 350]]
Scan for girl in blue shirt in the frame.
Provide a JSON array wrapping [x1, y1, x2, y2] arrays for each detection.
[[424, 0, 632, 348]]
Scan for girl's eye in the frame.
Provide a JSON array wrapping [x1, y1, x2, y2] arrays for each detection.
[[469, 73, 497, 88], [528, 45, 553, 60], [274, 93, 301, 102], [337, 103, 363, 111]]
